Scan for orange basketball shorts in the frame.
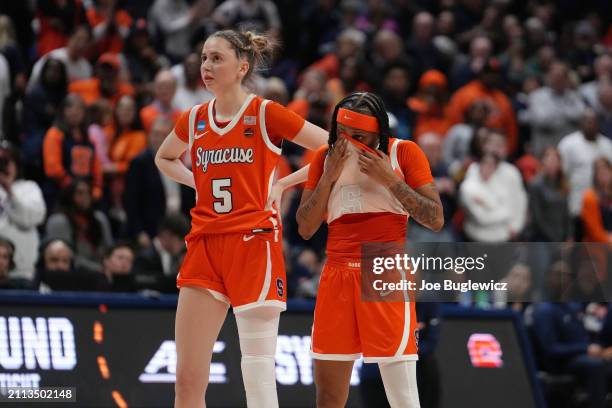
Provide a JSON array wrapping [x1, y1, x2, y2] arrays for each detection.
[[177, 231, 286, 313], [310, 260, 418, 363]]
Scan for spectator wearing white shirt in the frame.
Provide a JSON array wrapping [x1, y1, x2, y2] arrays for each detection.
[[27, 26, 92, 91], [172, 53, 212, 111], [0, 141, 46, 283], [580, 53, 612, 110], [558, 109, 612, 215], [528, 61, 586, 155]]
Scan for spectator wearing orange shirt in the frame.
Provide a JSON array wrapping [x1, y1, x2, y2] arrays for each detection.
[[35, 0, 87, 57], [580, 158, 612, 243], [85, 0, 132, 55], [447, 58, 518, 154], [68, 52, 134, 106], [43, 94, 103, 205], [140, 70, 180, 133], [407, 69, 452, 142]]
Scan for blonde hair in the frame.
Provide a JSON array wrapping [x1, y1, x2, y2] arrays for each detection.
[[210, 30, 277, 82]]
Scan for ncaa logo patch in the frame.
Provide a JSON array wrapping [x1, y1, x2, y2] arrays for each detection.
[[196, 120, 206, 132]]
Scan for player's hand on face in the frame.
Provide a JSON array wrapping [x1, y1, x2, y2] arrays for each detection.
[[323, 137, 348, 183], [358, 149, 399, 187]]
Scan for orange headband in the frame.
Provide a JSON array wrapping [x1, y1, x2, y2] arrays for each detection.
[[336, 108, 379, 133]]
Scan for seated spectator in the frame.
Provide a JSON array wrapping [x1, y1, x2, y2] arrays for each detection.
[[447, 58, 519, 154], [0, 141, 46, 283], [172, 52, 212, 111], [212, 0, 281, 37], [407, 70, 452, 142], [308, 28, 365, 81], [580, 158, 612, 243], [85, 0, 132, 55], [22, 58, 68, 179], [493, 263, 532, 312], [0, 237, 24, 289], [28, 25, 92, 91], [124, 117, 193, 247], [450, 36, 493, 90], [132, 213, 189, 293], [595, 83, 612, 139], [35, 0, 87, 57], [149, 0, 210, 63], [43, 94, 103, 203], [528, 147, 573, 242], [292, 248, 322, 299], [380, 62, 413, 139], [364, 29, 412, 89], [406, 12, 447, 76], [288, 68, 330, 119], [102, 242, 136, 292], [580, 53, 612, 110], [325, 56, 370, 107], [558, 109, 612, 216], [533, 265, 612, 408], [459, 150, 527, 242], [87, 99, 115, 170], [528, 61, 586, 155], [45, 178, 113, 274], [122, 18, 167, 88], [140, 70, 180, 133], [442, 100, 490, 179], [69, 52, 135, 106], [37, 238, 107, 292], [263, 77, 289, 106]]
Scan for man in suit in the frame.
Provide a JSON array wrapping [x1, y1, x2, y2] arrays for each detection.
[[124, 117, 194, 248], [132, 213, 189, 293]]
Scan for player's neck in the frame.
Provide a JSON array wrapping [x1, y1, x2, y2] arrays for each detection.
[[213, 85, 250, 122]]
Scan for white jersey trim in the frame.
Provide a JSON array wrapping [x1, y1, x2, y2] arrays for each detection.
[[310, 352, 362, 361], [208, 93, 255, 136], [390, 139, 403, 177], [259, 99, 282, 155], [188, 104, 201, 151]]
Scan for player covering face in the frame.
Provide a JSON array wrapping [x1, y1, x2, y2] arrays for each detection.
[[297, 92, 444, 408], [155, 29, 328, 408]]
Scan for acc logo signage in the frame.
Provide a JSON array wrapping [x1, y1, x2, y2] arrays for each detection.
[[467, 333, 503, 368]]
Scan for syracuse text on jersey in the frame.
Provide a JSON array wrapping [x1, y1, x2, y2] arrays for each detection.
[[194, 146, 255, 173]]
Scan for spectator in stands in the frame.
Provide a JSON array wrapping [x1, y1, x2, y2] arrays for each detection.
[[595, 83, 612, 139], [132, 213, 189, 293], [149, 0, 210, 63], [0, 237, 21, 289], [0, 140, 46, 284], [292, 248, 322, 299], [125, 117, 192, 248], [528, 61, 586, 155], [172, 52, 212, 111], [558, 109, 612, 216], [580, 53, 612, 110], [68, 52, 135, 106], [102, 242, 136, 292], [443, 99, 490, 179], [309, 28, 365, 81], [35, 0, 87, 57], [263, 77, 289, 106], [406, 12, 446, 77], [409, 132, 456, 242], [22, 58, 68, 179], [447, 58, 518, 154], [39, 239, 73, 274], [85, 0, 132, 55], [528, 147, 572, 242], [580, 158, 612, 243], [28, 25, 92, 91], [407, 69, 452, 142], [380, 62, 413, 139], [460, 146, 527, 242], [43, 93, 103, 203], [122, 18, 167, 89], [140, 70, 180, 133], [0, 15, 27, 95], [325, 56, 369, 107], [533, 264, 612, 408], [87, 99, 114, 171], [45, 178, 113, 274], [493, 263, 532, 311], [213, 0, 281, 37], [365, 29, 411, 90], [450, 35, 493, 90], [288, 68, 330, 120]]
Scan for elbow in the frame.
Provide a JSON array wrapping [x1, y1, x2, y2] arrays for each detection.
[[298, 227, 313, 241]]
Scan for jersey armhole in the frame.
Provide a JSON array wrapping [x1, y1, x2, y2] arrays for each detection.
[[259, 99, 282, 155], [188, 104, 201, 151]]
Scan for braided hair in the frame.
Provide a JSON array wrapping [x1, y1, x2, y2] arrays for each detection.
[[328, 92, 392, 154]]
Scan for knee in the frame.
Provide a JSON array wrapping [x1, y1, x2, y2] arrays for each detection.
[[316, 385, 349, 408], [175, 367, 209, 399]]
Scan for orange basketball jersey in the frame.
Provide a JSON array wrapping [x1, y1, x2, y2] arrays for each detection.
[[174, 94, 305, 239]]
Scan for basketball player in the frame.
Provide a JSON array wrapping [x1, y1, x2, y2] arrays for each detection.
[[155, 30, 327, 407], [297, 92, 444, 408]]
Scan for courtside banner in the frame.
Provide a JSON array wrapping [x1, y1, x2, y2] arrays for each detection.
[[0, 306, 364, 407], [360, 242, 612, 302]]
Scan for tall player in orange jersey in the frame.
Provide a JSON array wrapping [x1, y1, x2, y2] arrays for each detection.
[[297, 92, 444, 408], [155, 30, 328, 408]]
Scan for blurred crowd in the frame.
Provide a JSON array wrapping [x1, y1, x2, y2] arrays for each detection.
[[0, 0, 612, 405]]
